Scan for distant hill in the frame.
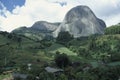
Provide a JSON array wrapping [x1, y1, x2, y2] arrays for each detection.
[[12, 21, 61, 41], [31, 21, 60, 32]]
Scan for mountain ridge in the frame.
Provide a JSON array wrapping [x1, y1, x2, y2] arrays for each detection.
[[12, 5, 106, 39]]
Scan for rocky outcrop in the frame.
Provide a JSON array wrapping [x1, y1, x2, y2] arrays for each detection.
[[31, 21, 60, 32], [12, 5, 106, 39], [12, 22, 60, 40], [53, 5, 106, 38]]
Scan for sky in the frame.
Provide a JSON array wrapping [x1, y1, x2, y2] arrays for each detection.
[[0, 0, 120, 32]]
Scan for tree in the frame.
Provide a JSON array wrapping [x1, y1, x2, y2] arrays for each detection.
[[56, 31, 73, 44], [77, 47, 90, 57], [54, 53, 70, 68], [105, 25, 120, 34], [17, 37, 22, 47]]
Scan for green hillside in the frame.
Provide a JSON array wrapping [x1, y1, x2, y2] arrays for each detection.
[[105, 24, 120, 34], [46, 43, 77, 55], [0, 24, 120, 80]]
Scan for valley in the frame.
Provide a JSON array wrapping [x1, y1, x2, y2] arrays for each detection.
[[0, 25, 120, 80], [0, 5, 120, 80]]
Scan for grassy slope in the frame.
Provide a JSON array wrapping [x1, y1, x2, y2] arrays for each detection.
[[46, 43, 77, 56], [0, 73, 12, 80], [0, 32, 120, 70], [0, 35, 10, 44]]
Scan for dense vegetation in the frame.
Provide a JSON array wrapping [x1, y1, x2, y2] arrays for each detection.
[[105, 24, 120, 34], [0, 24, 120, 80], [56, 31, 73, 44]]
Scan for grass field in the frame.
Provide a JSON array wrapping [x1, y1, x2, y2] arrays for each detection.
[[46, 43, 77, 56], [0, 73, 12, 80]]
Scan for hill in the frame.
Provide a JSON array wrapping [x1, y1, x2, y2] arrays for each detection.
[[0, 6, 120, 80], [105, 24, 120, 34], [46, 43, 76, 56], [12, 21, 61, 41], [12, 5, 106, 40]]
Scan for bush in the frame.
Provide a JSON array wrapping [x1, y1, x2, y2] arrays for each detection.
[[111, 53, 120, 61], [54, 53, 71, 68], [56, 31, 73, 44], [105, 25, 120, 34]]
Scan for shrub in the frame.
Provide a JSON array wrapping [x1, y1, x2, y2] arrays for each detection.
[[54, 53, 71, 68]]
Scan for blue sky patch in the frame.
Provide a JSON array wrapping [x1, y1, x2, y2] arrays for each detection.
[[54, 1, 67, 7], [0, 0, 25, 12]]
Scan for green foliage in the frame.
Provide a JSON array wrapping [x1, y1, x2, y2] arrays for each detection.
[[0, 74, 11, 80], [76, 72, 97, 80], [105, 25, 120, 34], [54, 53, 71, 68], [46, 43, 76, 55], [56, 31, 73, 44], [58, 74, 68, 80], [0, 28, 120, 80], [89, 66, 120, 80], [87, 35, 120, 62], [111, 53, 120, 61], [77, 47, 90, 57]]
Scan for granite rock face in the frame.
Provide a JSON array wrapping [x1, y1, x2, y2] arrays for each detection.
[[31, 21, 60, 32], [12, 5, 106, 39], [53, 6, 106, 38], [12, 21, 60, 40]]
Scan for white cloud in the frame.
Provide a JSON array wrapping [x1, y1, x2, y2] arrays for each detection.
[[0, 0, 120, 32], [104, 14, 120, 26], [0, 0, 75, 32]]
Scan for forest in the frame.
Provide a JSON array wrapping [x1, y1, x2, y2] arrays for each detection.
[[0, 25, 120, 80]]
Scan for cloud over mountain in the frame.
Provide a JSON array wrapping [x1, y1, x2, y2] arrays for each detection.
[[0, 0, 120, 32]]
